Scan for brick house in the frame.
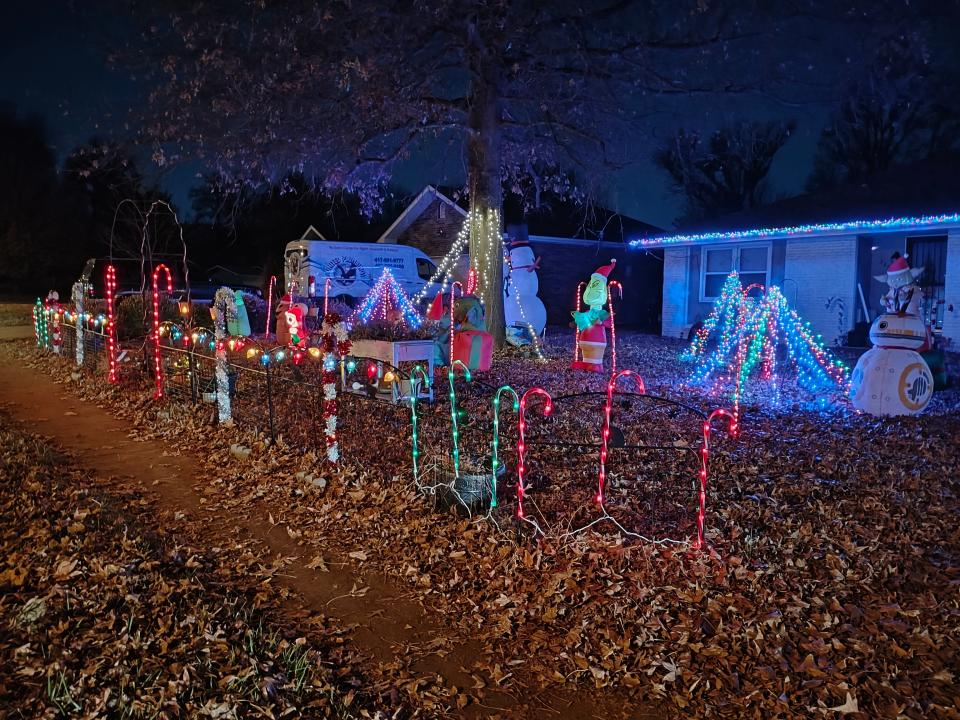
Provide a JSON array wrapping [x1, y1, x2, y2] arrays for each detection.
[[633, 157, 960, 347], [379, 187, 664, 330]]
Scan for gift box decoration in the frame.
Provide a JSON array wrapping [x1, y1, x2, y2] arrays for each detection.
[[453, 329, 493, 371]]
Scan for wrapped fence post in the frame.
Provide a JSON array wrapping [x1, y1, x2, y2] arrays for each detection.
[[213, 287, 235, 424]]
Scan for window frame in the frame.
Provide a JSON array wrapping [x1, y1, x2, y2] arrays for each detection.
[[699, 242, 772, 302]]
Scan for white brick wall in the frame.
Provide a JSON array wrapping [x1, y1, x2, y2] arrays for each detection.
[[783, 237, 858, 345], [941, 231, 960, 348], [661, 248, 690, 338]]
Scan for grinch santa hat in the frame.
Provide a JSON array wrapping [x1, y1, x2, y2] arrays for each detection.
[[874, 253, 923, 288], [592, 259, 617, 282]]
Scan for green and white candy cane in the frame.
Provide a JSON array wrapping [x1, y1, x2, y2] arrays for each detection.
[[490, 385, 520, 508]]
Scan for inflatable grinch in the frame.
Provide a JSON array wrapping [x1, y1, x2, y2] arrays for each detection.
[[503, 238, 547, 346], [571, 259, 616, 373], [850, 254, 933, 416]]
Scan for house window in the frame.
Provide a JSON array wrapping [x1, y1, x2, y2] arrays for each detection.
[[438, 202, 446, 220], [906, 235, 947, 331], [700, 244, 771, 301]]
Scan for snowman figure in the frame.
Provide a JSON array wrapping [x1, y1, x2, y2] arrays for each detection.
[[850, 253, 933, 416], [503, 238, 547, 346]]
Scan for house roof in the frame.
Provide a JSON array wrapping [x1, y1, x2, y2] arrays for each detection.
[[377, 185, 467, 243], [632, 154, 960, 248], [512, 201, 661, 244]]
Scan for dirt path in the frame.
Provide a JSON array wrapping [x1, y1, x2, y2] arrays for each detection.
[[0, 353, 656, 720]]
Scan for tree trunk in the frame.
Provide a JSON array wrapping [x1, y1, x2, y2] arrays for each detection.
[[466, 26, 505, 346]]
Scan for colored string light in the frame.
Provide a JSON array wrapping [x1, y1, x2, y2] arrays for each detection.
[[448, 281, 463, 366], [491, 385, 520, 509], [409, 364, 431, 481], [631, 212, 960, 248], [516, 388, 553, 520], [607, 280, 623, 375], [323, 277, 332, 318], [351, 267, 423, 329], [448, 359, 471, 478], [572, 281, 585, 365], [265, 274, 276, 336], [695, 409, 737, 550], [152, 264, 174, 398], [597, 369, 646, 506]]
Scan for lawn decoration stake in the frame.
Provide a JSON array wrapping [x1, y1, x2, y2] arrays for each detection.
[[448, 359, 471, 478], [491, 385, 521, 509], [571, 259, 616, 373], [152, 265, 173, 399], [597, 369, 645, 505], [516, 388, 553, 520], [409, 365, 431, 481], [850, 254, 933, 416], [696, 409, 737, 549], [105, 265, 118, 383]]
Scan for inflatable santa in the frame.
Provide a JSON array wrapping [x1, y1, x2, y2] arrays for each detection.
[[503, 238, 547, 346], [850, 254, 933, 416], [571, 259, 616, 373]]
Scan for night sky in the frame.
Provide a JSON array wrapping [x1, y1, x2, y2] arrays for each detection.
[[2, 2, 832, 231]]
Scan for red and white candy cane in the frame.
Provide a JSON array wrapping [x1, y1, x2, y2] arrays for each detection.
[[516, 387, 553, 520], [695, 408, 738, 550], [152, 264, 173, 399], [448, 280, 463, 366], [572, 280, 585, 365], [607, 280, 623, 375], [323, 277, 332, 318], [265, 275, 276, 336], [597, 369, 646, 506], [105, 264, 118, 383]]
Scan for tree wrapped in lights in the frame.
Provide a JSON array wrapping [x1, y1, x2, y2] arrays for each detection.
[[684, 272, 849, 412], [350, 267, 423, 330]]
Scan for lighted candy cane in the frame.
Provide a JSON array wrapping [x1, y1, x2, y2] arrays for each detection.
[[607, 280, 623, 375], [448, 280, 463, 366], [32, 299, 41, 347], [466, 267, 478, 295], [597, 369, 646, 506], [516, 388, 553, 520], [105, 265, 118, 383], [448, 359, 471, 478], [490, 385, 520, 509], [572, 280, 585, 365], [265, 275, 276, 336], [152, 264, 174, 398], [323, 277, 332, 318], [695, 408, 738, 550], [409, 364, 431, 481]]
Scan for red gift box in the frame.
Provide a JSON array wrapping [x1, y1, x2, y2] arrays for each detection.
[[453, 329, 493, 371]]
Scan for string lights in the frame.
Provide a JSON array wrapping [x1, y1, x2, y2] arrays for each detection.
[[695, 409, 737, 549], [632, 212, 960, 248], [607, 280, 623, 375], [105, 265, 118, 383], [152, 264, 173, 399], [571, 281, 586, 366], [351, 267, 422, 329], [684, 272, 849, 418], [409, 365, 431, 481], [448, 280, 463, 366], [491, 385, 520, 509], [265, 275, 276, 336], [597, 369, 646, 506], [448, 359, 471, 478], [516, 388, 553, 520]]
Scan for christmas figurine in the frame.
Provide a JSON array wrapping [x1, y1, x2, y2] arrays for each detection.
[[875, 252, 924, 315], [571, 259, 616, 373]]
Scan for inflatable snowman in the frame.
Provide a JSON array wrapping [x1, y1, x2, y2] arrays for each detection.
[[850, 255, 933, 416], [503, 238, 547, 346]]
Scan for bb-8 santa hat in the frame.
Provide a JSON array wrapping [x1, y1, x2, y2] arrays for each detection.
[[874, 253, 923, 288]]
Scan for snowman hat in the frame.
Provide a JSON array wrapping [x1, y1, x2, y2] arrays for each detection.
[[874, 254, 923, 286], [592, 259, 617, 282]]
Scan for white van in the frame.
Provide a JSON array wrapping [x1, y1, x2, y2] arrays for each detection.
[[283, 228, 437, 303]]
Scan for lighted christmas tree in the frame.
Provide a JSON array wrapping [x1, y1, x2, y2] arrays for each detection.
[[350, 267, 423, 329], [683, 272, 849, 412]]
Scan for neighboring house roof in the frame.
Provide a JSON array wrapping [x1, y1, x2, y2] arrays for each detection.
[[377, 185, 468, 243], [300, 225, 327, 241], [633, 154, 960, 248]]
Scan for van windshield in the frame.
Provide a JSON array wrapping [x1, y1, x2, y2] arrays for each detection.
[[416, 258, 436, 280]]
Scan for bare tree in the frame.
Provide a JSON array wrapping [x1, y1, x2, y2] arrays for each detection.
[[120, 0, 896, 342], [655, 120, 795, 222], [808, 32, 960, 191]]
